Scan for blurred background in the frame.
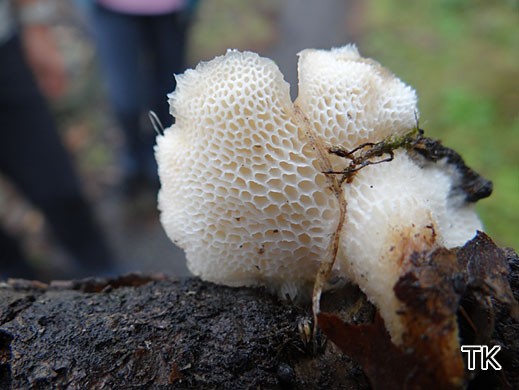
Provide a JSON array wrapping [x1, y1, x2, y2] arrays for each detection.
[[0, 0, 517, 281]]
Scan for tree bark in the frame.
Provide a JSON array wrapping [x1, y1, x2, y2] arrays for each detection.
[[0, 275, 371, 389], [0, 243, 517, 389]]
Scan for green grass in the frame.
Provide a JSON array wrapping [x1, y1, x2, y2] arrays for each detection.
[[361, 0, 519, 249]]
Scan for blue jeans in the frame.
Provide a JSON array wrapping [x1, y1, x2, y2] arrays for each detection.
[[91, 4, 189, 182]]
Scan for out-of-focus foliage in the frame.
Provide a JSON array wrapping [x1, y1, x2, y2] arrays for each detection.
[[362, 0, 518, 249]]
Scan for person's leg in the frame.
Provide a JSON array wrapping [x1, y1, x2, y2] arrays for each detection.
[[139, 12, 190, 184], [146, 11, 190, 128], [0, 36, 113, 275], [91, 5, 151, 189]]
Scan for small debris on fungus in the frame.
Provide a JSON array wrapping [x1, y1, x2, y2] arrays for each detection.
[[155, 45, 518, 388]]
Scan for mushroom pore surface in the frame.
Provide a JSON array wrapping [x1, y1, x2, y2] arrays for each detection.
[[156, 45, 484, 340], [156, 50, 340, 297]]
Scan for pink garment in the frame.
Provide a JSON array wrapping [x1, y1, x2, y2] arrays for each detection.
[[98, 0, 186, 15]]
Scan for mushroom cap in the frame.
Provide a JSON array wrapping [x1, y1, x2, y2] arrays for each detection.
[[296, 45, 418, 150], [156, 50, 340, 296], [290, 47, 483, 340], [156, 45, 483, 315]]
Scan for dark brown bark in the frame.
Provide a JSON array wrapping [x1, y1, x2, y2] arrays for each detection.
[[0, 237, 517, 389], [0, 275, 370, 389]]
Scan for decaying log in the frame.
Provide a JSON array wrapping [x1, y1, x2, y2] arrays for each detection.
[[0, 275, 370, 389], [0, 234, 518, 389]]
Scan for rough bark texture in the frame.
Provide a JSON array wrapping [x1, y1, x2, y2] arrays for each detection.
[[0, 275, 370, 389], [0, 243, 517, 389]]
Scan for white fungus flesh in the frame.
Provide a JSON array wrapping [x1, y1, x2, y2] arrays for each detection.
[[296, 45, 418, 151], [156, 50, 340, 297], [156, 45, 484, 343]]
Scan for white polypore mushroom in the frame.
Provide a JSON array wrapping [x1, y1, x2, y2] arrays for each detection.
[[156, 45, 483, 344], [296, 45, 418, 150], [295, 46, 484, 342], [156, 50, 340, 298]]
